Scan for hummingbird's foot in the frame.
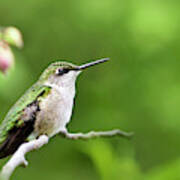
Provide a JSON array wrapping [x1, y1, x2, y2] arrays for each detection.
[[59, 129, 134, 140]]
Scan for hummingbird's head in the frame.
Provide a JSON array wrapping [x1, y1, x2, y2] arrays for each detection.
[[39, 58, 109, 88]]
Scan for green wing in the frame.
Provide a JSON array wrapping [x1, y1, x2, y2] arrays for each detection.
[[0, 83, 51, 144]]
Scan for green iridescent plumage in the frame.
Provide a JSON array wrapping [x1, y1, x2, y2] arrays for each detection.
[[0, 83, 51, 144]]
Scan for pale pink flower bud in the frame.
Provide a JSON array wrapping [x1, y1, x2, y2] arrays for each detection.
[[3, 27, 23, 49], [0, 41, 14, 73]]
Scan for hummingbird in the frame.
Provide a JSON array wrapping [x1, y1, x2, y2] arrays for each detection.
[[0, 58, 110, 158]]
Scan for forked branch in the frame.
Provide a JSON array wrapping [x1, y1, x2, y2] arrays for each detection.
[[0, 135, 49, 180], [0, 128, 133, 180]]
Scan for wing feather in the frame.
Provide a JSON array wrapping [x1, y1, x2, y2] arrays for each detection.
[[0, 83, 51, 145]]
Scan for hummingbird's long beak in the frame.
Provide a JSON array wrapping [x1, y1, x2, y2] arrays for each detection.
[[77, 58, 110, 70]]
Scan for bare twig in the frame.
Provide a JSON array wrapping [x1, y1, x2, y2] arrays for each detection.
[[0, 135, 49, 180], [59, 129, 133, 140], [0, 128, 133, 180]]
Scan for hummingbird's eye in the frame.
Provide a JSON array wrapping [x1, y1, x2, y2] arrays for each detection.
[[56, 68, 69, 76]]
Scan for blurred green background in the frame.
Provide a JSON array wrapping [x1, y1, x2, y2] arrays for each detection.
[[0, 0, 180, 179]]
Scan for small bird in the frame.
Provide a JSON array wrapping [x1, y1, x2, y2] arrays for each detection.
[[0, 58, 110, 158]]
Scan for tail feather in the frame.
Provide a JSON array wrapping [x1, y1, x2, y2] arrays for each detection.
[[0, 120, 34, 159]]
